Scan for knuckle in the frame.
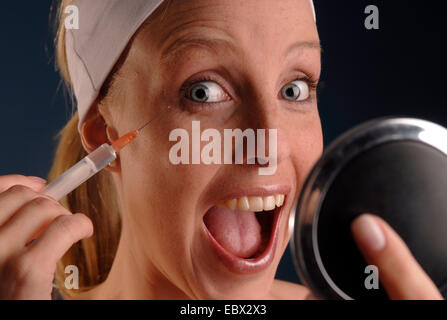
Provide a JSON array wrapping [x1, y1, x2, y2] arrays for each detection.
[[0, 175, 23, 193], [8, 253, 54, 290], [15, 254, 34, 273], [52, 215, 77, 241], [6, 184, 34, 196], [75, 213, 94, 235], [28, 196, 59, 210], [75, 213, 91, 225], [8, 254, 38, 284]]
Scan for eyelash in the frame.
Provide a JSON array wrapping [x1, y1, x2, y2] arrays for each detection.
[[180, 75, 223, 97], [180, 74, 319, 105], [302, 76, 319, 91], [291, 75, 319, 105]]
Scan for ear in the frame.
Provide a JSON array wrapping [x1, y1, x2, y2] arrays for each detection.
[[80, 105, 121, 172]]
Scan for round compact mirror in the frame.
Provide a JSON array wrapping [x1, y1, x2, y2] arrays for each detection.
[[291, 117, 447, 300]]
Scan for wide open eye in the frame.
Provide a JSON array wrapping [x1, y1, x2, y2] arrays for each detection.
[[187, 81, 229, 103], [280, 80, 310, 101]]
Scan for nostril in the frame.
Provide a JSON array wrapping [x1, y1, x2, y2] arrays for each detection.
[[247, 157, 269, 166]]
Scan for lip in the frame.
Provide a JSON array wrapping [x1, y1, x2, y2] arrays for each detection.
[[202, 185, 290, 274]]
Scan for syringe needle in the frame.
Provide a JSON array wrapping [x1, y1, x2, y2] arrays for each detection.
[[137, 105, 171, 132], [112, 105, 171, 152], [41, 105, 171, 201]]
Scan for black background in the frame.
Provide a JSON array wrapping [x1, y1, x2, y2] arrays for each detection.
[[0, 1, 445, 285]]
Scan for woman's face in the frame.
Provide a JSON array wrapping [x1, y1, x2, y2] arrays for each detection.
[[99, 0, 322, 299]]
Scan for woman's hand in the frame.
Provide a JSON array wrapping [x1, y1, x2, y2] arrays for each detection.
[[0, 175, 93, 299], [351, 213, 443, 300]]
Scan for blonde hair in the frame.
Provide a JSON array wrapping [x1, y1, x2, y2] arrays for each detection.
[[50, 0, 122, 299], [50, 0, 173, 299]]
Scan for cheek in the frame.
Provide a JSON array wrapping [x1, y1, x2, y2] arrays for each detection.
[[289, 114, 323, 185], [115, 151, 214, 278], [118, 134, 219, 234]]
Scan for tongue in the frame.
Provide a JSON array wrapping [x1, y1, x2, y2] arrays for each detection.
[[204, 206, 262, 258]]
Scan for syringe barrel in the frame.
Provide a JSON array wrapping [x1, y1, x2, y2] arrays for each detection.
[[41, 143, 116, 201]]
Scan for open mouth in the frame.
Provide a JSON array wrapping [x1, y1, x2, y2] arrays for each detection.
[[203, 194, 285, 272]]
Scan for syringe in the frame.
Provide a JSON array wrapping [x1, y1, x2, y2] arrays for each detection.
[[41, 106, 170, 201]]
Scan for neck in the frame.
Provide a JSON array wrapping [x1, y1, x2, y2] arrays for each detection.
[[77, 226, 191, 300]]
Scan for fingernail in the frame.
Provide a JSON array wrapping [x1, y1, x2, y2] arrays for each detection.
[[353, 214, 386, 251], [28, 176, 47, 184]]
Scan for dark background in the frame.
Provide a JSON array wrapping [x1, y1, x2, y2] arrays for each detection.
[[0, 1, 445, 285]]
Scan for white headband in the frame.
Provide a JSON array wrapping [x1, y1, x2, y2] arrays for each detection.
[[66, 0, 316, 132]]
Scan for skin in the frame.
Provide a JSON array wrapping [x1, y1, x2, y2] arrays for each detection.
[[86, 0, 322, 299], [0, 0, 442, 300]]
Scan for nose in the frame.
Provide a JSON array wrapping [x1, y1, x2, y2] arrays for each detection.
[[237, 86, 292, 172]]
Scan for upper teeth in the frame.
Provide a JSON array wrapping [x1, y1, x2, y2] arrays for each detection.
[[220, 195, 285, 212]]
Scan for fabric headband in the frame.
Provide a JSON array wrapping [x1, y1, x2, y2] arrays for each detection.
[[66, 0, 316, 132]]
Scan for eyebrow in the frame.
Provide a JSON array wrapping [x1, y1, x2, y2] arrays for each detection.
[[160, 38, 322, 67], [285, 41, 322, 57]]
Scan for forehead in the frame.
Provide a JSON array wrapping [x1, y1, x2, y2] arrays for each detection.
[[141, 0, 319, 54]]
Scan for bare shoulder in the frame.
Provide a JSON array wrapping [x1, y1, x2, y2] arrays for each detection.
[[269, 279, 312, 300]]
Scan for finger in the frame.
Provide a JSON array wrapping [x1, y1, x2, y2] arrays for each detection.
[[0, 185, 43, 226], [351, 214, 443, 300], [0, 175, 46, 193], [0, 175, 47, 226], [24, 213, 93, 267], [0, 196, 71, 252]]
